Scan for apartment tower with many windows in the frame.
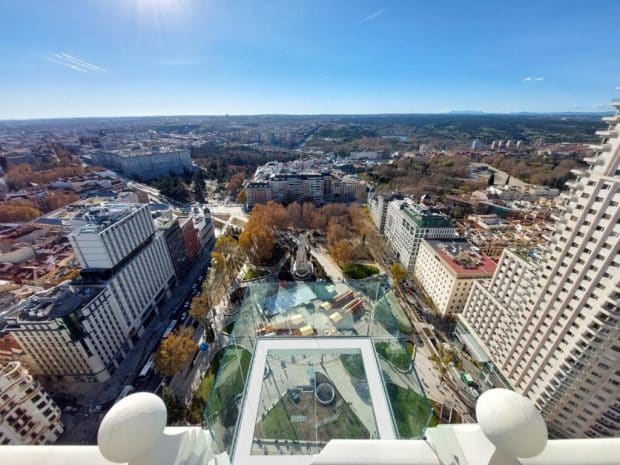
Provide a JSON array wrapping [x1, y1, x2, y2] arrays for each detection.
[[459, 102, 620, 437]]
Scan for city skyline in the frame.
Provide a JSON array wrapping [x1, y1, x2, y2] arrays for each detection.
[[1, 0, 620, 119]]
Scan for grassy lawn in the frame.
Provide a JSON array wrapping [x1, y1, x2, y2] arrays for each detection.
[[258, 394, 369, 442], [341, 263, 380, 280], [243, 268, 268, 281], [202, 346, 252, 425], [339, 353, 366, 380], [259, 399, 298, 440], [386, 383, 433, 438], [375, 341, 411, 371]]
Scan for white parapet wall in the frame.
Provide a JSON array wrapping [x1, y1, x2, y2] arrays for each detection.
[[1, 390, 619, 465]]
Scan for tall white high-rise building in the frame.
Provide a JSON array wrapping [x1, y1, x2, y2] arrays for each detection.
[[68, 204, 155, 270], [7, 203, 175, 382], [458, 102, 620, 438], [0, 362, 63, 444]]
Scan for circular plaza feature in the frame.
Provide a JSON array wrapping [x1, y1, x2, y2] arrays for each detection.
[[315, 382, 335, 405]]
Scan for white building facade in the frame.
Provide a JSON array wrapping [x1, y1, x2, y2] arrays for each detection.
[[69, 204, 155, 270], [7, 204, 175, 382], [414, 239, 495, 317], [190, 205, 215, 251], [90, 148, 194, 181], [383, 199, 456, 270], [458, 107, 620, 438], [0, 362, 63, 445]]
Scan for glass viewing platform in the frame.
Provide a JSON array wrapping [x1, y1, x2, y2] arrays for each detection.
[[204, 281, 432, 464]]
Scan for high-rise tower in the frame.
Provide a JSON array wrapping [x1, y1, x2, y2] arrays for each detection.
[[459, 95, 620, 438]]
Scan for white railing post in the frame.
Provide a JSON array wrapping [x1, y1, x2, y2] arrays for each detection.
[[476, 388, 548, 465], [97, 392, 213, 465]]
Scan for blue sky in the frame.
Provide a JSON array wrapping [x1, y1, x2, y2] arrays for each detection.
[[1, 0, 619, 119]]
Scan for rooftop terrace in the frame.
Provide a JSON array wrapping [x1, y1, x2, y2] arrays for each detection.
[[11, 283, 102, 321], [71, 203, 143, 235], [426, 239, 497, 277]]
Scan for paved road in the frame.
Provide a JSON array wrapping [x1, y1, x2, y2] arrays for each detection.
[[311, 247, 344, 282]]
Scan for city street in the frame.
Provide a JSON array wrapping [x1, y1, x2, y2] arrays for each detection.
[[392, 287, 474, 421]]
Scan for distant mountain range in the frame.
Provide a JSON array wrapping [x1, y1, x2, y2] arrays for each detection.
[[449, 110, 614, 116]]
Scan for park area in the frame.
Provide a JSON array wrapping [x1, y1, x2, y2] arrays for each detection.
[[341, 262, 380, 279]]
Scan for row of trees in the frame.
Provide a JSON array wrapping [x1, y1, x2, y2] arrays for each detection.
[[5, 163, 88, 189], [0, 191, 81, 223], [0, 200, 40, 222]]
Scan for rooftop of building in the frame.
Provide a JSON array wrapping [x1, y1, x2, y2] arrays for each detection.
[[10, 283, 103, 322], [424, 239, 496, 277], [70, 203, 145, 235], [395, 199, 453, 228], [97, 146, 189, 158]]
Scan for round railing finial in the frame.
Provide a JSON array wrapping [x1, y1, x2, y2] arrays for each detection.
[[476, 388, 548, 459], [97, 392, 167, 463]]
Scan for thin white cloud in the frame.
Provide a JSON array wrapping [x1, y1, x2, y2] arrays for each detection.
[[523, 76, 544, 82], [47, 53, 106, 73], [362, 8, 386, 22]]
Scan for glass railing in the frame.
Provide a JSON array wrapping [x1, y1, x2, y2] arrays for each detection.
[[203, 280, 432, 457]]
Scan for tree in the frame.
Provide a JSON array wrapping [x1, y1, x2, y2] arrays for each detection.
[[154, 328, 198, 376], [390, 263, 407, 284], [0, 200, 40, 222], [214, 235, 238, 255], [161, 385, 186, 424], [46, 191, 80, 211], [302, 202, 316, 229], [189, 292, 211, 327], [330, 239, 354, 265], [236, 190, 247, 204], [226, 172, 245, 193], [192, 170, 206, 203], [286, 202, 302, 226], [326, 219, 347, 247], [487, 173, 495, 187], [239, 219, 275, 265]]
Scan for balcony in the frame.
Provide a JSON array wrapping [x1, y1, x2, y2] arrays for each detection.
[[595, 129, 618, 138], [601, 115, 619, 123], [582, 157, 603, 166], [2, 388, 619, 465], [588, 143, 611, 152]]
